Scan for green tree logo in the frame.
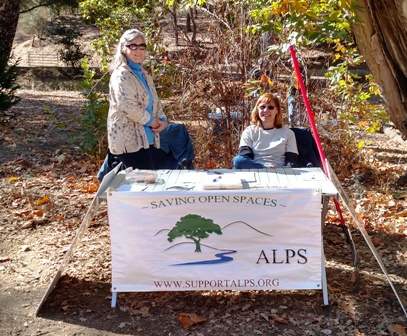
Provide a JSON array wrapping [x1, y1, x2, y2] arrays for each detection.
[[167, 214, 223, 252]]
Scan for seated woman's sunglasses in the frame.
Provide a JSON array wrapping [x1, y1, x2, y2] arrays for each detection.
[[259, 105, 275, 110], [125, 43, 147, 50]]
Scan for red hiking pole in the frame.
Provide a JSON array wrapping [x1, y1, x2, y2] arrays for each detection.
[[289, 45, 357, 266]]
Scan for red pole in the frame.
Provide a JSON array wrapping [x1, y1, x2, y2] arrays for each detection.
[[288, 45, 328, 173], [289, 45, 346, 225]]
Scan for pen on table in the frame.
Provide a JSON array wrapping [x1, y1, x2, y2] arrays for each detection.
[[213, 176, 222, 182]]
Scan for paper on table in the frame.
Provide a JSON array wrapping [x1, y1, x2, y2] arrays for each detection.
[[180, 171, 256, 184], [201, 172, 256, 190]]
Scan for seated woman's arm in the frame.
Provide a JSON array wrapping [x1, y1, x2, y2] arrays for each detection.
[[237, 145, 254, 159]]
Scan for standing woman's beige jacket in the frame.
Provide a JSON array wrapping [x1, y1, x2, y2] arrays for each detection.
[[107, 63, 166, 155]]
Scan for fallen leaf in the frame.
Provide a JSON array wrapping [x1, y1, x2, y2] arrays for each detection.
[[35, 195, 50, 206], [273, 314, 288, 324], [56, 153, 66, 164], [267, 78, 275, 87], [388, 324, 407, 336], [118, 322, 127, 329], [206, 161, 216, 169], [129, 306, 150, 316], [11, 209, 31, 217], [21, 221, 33, 229], [260, 74, 268, 83], [88, 183, 98, 193], [33, 209, 46, 216], [60, 300, 70, 311], [176, 313, 206, 329], [328, 284, 341, 292]]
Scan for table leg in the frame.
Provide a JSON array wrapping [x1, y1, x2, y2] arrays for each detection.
[[321, 196, 330, 305], [111, 292, 117, 308]]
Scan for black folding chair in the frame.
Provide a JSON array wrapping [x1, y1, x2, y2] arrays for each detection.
[[290, 127, 322, 168], [97, 123, 195, 181]]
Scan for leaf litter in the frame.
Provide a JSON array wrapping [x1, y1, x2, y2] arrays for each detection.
[[0, 89, 406, 335]]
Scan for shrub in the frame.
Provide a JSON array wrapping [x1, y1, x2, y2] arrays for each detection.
[[46, 24, 87, 68], [0, 55, 21, 115], [76, 58, 109, 159]]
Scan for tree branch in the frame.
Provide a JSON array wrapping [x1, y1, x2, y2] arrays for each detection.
[[19, 1, 60, 14]]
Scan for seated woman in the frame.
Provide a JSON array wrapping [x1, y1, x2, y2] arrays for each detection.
[[233, 93, 299, 169]]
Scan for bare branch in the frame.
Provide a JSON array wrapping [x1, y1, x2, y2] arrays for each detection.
[[19, 1, 61, 14]]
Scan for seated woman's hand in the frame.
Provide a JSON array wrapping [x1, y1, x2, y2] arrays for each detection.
[[264, 163, 276, 168], [151, 119, 168, 133]]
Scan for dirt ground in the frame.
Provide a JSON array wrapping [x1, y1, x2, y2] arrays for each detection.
[[0, 88, 406, 336]]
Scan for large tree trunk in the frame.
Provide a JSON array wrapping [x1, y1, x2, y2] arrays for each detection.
[[0, 0, 22, 59], [351, 0, 407, 139]]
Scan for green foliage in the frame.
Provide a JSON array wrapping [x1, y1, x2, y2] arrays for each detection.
[[250, 0, 362, 46], [325, 41, 388, 132], [147, 58, 186, 98], [79, 0, 162, 70], [76, 0, 386, 166], [22, 7, 51, 40], [76, 58, 110, 159], [249, 0, 384, 133], [167, 214, 222, 252], [0, 56, 21, 114]]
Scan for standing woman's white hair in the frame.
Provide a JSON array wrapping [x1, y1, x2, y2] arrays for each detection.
[[109, 28, 146, 72]]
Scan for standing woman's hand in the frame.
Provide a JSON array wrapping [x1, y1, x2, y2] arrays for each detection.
[[151, 119, 168, 133]]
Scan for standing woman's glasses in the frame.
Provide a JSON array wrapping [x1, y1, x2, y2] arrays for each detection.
[[125, 43, 147, 50]]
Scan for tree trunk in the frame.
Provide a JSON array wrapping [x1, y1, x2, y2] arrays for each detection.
[[189, 7, 197, 43], [186, 12, 191, 33], [351, 0, 407, 138], [170, 9, 179, 46], [0, 0, 22, 59]]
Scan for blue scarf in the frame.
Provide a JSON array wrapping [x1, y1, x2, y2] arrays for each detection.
[[127, 59, 155, 144]]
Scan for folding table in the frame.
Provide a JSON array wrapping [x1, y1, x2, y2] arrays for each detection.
[[103, 168, 338, 307]]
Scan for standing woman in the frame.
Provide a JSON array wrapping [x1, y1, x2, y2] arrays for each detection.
[[107, 28, 168, 169], [233, 93, 298, 169]]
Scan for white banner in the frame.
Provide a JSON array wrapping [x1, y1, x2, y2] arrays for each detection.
[[107, 189, 322, 292]]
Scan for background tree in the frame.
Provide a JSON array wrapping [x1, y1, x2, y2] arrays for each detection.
[[19, 0, 78, 14], [167, 214, 223, 252], [0, 1, 22, 116], [22, 7, 52, 46], [0, 0, 22, 60], [1, 0, 79, 61], [46, 24, 88, 67]]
